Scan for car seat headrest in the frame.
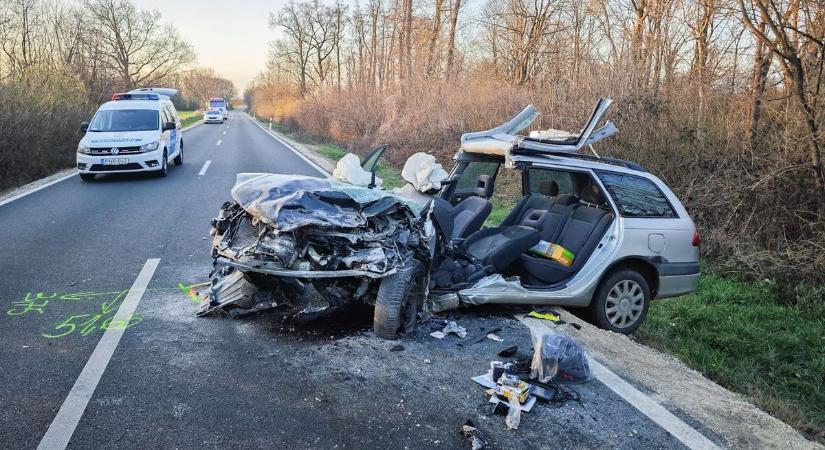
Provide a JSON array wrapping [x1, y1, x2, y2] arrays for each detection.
[[554, 194, 579, 206], [580, 184, 604, 205], [473, 174, 494, 199], [537, 180, 559, 197]]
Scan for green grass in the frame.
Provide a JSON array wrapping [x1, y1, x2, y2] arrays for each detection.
[[486, 197, 516, 226], [178, 111, 201, 128], [638, 274, 825, 440]]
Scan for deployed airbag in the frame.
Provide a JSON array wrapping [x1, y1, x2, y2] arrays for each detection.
[[333, 153, 383, 187], [401, 152, 448, 193]]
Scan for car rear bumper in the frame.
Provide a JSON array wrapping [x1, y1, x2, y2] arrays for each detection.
[[76, 151, 162, 174], [654, 262, 700, 299], [204, 117, 222, 122]]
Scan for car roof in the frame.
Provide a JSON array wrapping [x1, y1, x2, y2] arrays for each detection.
[[510, 152, 645, 174], [98, 99, 169, 111]]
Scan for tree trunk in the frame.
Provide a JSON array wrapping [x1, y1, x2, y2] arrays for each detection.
[[445, 0, 461, 80], [748, 19, 770, 149], [425, 0, 443, 76]]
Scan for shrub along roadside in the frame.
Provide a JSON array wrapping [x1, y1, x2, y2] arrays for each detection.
[[637, 274, 825, 442], [178, 111, 202, 128], [266, 131, 825, 443]]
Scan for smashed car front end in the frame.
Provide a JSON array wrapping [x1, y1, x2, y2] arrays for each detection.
[[198, 173, 428, 318]]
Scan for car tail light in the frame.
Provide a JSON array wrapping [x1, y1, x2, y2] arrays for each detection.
[[692, 230, 701, 247]]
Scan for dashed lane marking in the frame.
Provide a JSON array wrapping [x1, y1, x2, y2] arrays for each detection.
[[198, 160, 212, 176]]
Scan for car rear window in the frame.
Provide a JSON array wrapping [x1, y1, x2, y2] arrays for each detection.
[[596, 171, 677, 218], [89, 109, 159, 132]]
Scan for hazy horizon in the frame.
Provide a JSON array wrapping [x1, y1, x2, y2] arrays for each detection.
[[135, 0, 289, 93]]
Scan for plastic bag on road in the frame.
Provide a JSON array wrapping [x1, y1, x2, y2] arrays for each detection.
[[530, 330, 592, 384]]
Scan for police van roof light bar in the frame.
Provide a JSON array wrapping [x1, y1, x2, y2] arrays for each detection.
[[112, 92, 160, 101]]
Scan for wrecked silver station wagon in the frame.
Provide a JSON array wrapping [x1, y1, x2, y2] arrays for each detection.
[[200, 99, 701, 338]]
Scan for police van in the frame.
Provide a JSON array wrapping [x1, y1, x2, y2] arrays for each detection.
[[77, 88, 183, 181]]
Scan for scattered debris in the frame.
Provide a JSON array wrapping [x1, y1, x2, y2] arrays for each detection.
[[531, 330, 592, 384], [498, 346, 518, 357], [460, 420, 489, 450], [527, 309, 583, 330], [390, 344, 405, 352], [435, 321, 467, 338], [459, 327, 502, 347], [486, 333, 503, 342]]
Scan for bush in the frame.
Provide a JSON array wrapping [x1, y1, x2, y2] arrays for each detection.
[[0, 67, 93, 191]]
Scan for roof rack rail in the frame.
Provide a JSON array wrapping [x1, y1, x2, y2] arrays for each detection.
[[511, 147, 645, 172]]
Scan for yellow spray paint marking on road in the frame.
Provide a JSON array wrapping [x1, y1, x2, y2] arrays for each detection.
[[5, 281, 209, 339]]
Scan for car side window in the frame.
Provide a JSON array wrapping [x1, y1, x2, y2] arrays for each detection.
[[596, 171, 677, 218], [167, 106, 178, 124], [455, 162, 499, 190], [526, 168, 574, 196]]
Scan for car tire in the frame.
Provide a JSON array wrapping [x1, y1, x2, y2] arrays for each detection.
[[173, 142, 183, 166], [157, 150, 168, 177], [373, 259, 425, 339], [79, 173, 95, 181], [590, 269, 651, 334]]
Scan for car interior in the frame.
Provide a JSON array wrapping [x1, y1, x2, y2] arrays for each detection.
[[438, 162, 615, 288]]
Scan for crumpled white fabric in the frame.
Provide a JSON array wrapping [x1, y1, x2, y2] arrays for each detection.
[[333, 153, 383, 188], [401, 152, 448, 193]]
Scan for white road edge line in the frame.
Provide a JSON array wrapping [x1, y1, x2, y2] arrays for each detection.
[[246, 113, 330, 176], [516, 316, 720, 450], [1, 122, 202, 209], [37, 258, 160, 450], [198, 160, 212, 176], [0, 171, 78, 208]]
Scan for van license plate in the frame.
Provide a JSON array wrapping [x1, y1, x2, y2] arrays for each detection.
[[101, 158, 129, 165]]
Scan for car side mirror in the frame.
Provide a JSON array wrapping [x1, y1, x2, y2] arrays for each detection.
[[80, 122, 89, 132], [162, 121, 176, 131]]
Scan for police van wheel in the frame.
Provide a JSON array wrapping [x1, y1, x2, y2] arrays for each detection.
[[173, 145, 183, 166], [157, 150, 168, 177], [79, 173, 95, 181]]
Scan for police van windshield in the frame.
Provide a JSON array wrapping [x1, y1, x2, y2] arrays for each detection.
[[89, 109, 159, 132], [209, 100, 225, 108]]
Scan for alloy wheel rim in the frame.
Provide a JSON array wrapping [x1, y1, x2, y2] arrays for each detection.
[[605, 280, 644, 328]]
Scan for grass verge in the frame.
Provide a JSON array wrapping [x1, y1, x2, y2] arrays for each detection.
[[638, 274, 825, 441], [178, 110, 201, 128]]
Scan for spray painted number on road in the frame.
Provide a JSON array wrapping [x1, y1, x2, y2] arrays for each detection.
[[5, 282, 207, 339]]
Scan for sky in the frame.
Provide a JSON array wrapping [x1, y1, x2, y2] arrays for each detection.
[[135, 0, 289, 92]]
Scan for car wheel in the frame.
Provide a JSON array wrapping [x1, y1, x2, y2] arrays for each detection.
[[79, 173, 95, 181], [157, 150, 168, 177], [590, 269, 650, 334], [373, 259, 425, 339], [173, 142, 183, 166]]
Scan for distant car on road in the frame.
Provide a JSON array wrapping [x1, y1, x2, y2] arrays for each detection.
[[203, 108, 224, 124], [76, 87, 183, 181], [209, 97, 229, 120]]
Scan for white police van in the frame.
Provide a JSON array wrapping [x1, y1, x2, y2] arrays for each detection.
[[77, 88, 183, 181]]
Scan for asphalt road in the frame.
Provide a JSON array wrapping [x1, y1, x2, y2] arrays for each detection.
[[0, 112, 716, 449]]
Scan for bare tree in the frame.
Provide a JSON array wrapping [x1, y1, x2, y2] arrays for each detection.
[[739, 0, 825, 187], [84, 0, 194, 89]]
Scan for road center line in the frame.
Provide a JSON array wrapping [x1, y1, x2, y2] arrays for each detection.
[[216, 139, 222, 146], [222, 130, 226, 135], [517, 316, 720, 450], [37, 258, 160, 450], [198, 160, 212, 176]]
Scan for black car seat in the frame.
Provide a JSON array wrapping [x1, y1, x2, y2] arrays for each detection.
[[444, 174, 494, 240], [519, 185, 614, 285], [461, 225, 540, 272]]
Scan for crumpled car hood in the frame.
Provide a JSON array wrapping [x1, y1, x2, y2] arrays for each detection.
[[231, 173, 419, 232]]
